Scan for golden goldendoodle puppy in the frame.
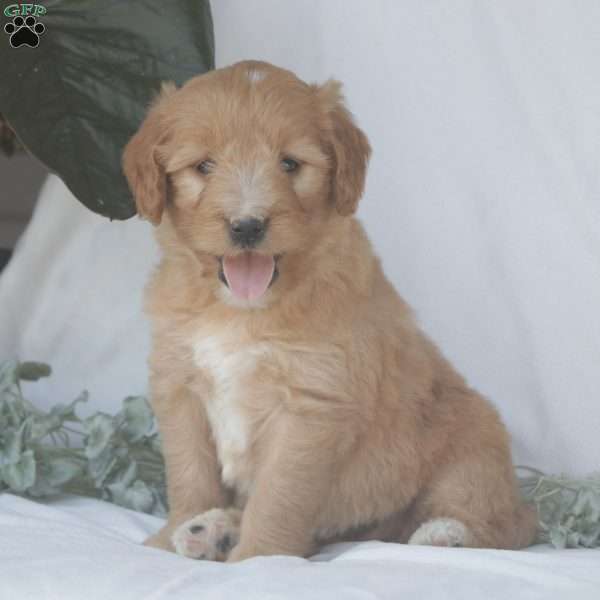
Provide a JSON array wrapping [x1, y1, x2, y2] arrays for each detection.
[[123, 60, 537, 562]]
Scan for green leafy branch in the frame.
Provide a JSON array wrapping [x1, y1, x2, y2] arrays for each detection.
[[0, 360, 166, 516], [519, 467, 600, 549]]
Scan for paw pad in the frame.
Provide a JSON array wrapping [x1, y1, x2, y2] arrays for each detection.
[[4, 15, 45, 48], [189, 524, 204, 534], [216, 533, 233, 554], [172, 508, 241, 561]]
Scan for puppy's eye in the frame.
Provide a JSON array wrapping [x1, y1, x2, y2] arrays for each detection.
[[281, 157, 300, 173], [196, 159, 215, 175]]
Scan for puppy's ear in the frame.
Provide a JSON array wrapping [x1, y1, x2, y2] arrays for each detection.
[[122, 82, 177, 225], [315, 80, 371, 216]]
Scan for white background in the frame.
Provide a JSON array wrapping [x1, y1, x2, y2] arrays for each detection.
[[0, 1, 598, 476]]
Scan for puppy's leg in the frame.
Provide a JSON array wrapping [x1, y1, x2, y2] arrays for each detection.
[[144, 382, 226, 552], [407, 455, 537, 549], [227, 414, 337, 562], [402, 383, 538, 550]]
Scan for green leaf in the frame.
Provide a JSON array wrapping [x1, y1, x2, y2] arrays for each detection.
[[43, 455, 84, 485], [86, 446, 118, 486], [121, 396, 153, 442], [16, 362, 52, 382], [29, 455, 84, 496], [0, 0, 214, 219], [126, 480, 155, 513], [83, 413, 116, 459], [49, 390, 88, 423], [150, 486, 168, 518], [1, 449, 36, 492], [0, 392, 28, 428], [549, 526, 567, 549], [0, 360, 19, 394], [108, 460, 138, 489], [29, 414, 64, 441], [0, 422, 27, 466], [108, 477, 154, 514]]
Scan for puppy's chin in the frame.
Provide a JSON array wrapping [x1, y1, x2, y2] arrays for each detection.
[[217, 252, 281, 309]]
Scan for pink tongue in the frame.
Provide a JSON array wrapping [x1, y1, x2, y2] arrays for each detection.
[[223, 252, 275, 301]]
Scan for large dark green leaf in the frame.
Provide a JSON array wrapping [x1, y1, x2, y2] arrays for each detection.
[[0, 0, 214, 219]]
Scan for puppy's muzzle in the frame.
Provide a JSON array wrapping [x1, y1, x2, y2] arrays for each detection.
[[229, 217, 268, 248]]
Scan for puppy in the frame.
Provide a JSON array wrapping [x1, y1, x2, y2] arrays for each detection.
[[123, 60, 537, 562]]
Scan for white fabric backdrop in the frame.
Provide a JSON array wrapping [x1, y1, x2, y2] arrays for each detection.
[[0, 175, 158, 417], [0, 1, 598, 476]]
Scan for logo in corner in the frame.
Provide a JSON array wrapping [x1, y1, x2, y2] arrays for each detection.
[[3, 4, 46, 48]]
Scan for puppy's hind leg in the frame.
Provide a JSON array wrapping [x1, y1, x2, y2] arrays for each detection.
[[407, 455, 537, 550]]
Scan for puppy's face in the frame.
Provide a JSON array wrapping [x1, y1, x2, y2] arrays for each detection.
[[123, 61, 370, 307]]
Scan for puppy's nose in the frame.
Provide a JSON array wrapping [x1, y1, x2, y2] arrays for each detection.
[[229, 217, 268, 248]]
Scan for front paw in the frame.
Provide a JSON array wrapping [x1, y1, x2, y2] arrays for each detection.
[[172, 508, 241, 561]]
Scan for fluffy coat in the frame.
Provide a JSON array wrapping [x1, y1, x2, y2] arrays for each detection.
[[122, 60, 537, 561]]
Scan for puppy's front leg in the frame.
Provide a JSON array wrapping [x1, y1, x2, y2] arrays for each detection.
[[227, 414, 337, 562], [145, 381, 226, 551]]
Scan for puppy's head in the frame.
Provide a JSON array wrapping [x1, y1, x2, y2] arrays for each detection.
[[123, 61, 370, 307]]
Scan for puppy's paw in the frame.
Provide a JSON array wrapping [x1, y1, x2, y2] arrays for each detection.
[[172, 508, 241, 561], [408, 518, 469, 547]]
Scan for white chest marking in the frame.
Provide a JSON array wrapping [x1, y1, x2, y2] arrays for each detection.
[[193, 334, 268, 489]]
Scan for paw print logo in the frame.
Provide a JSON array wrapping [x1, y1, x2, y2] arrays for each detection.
[[4, 15, 45, 48]]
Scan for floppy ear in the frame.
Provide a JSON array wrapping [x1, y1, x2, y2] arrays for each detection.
[[122, 83, 176, 225], [315, 80, 372, 216]]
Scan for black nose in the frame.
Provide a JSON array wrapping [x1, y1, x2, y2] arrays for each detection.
[[229, 217, 268, 248]]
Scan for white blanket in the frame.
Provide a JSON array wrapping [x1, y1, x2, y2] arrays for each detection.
[[1, 494, 598, 600]]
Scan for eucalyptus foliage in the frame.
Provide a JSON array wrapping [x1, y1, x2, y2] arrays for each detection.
[[519, 467, 600, 549], [1, 359, 599, 549], [0, 360, 166, 516]]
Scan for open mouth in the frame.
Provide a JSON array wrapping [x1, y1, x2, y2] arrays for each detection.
[[218, 252, 280, 301]]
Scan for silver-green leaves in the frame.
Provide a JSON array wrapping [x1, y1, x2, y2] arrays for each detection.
[[121, 396, 154, 443], [2, 449, 36, 492], [519, 467, 600, 549], [0, 360, 166, 516], [83, 413, 116, 460]]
